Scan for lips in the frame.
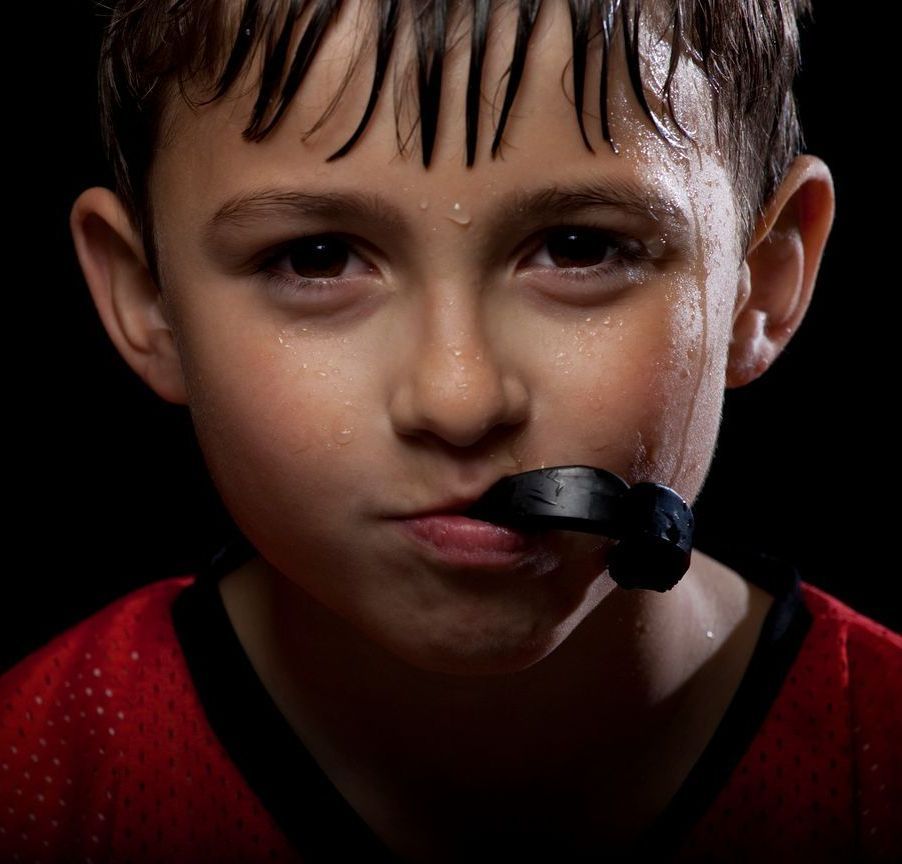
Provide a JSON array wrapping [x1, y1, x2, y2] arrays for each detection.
[[395, 513, 539, 569], [393, 475, 541, 570]]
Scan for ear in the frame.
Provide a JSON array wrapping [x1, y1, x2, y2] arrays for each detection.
[[70, 187, 188, 404], [726, 154, 835, 389]]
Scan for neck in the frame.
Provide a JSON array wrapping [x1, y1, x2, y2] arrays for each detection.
[[218, 551, 766, 856]]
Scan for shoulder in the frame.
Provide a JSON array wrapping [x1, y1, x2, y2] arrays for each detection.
[[798, 581, 901, 674], [0, 577, 194, 857], [677, 577, 900, 862], [1, 575, 196, 750], [792, 581, 901, 738], [1, 574, 303, 863], [795, 582, 901, 859], [1, 575, 195, 704]]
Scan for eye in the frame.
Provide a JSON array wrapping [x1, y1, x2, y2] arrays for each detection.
[[259, 234, 372, 296], [524, 226, 647, 283]]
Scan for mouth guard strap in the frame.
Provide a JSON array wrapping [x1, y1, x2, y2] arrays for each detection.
[[463, 466, 694, 593]]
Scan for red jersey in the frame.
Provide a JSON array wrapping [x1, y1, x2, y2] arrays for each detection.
[[2, 540, 900, 863]]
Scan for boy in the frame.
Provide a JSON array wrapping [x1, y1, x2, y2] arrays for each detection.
[[2, 0, 899, 861]]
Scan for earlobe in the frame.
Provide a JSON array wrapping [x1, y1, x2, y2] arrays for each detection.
[[69, 187, 188, 405], [726, 154, 835, 389]]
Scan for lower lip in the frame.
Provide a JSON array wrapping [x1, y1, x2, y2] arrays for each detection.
[[396, 514, 540, 569]]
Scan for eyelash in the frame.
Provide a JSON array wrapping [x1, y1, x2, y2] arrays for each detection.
[[257, 227, 648, 297]]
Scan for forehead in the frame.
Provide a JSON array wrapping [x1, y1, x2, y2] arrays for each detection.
[[151, 0, 732, 255]]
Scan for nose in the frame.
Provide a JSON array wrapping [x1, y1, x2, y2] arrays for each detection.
[[387, 291, 530, 449]]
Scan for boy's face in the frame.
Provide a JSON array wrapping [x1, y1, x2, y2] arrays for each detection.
[[148, 1, 745, 673]]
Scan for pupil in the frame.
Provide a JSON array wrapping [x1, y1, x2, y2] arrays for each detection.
[[288, 237, 347, 278], [547, 229, 610, 268]]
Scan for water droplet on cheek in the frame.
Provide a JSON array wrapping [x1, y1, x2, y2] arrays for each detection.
[[332, 425, 356, 445], [324, 403, 360, 448]]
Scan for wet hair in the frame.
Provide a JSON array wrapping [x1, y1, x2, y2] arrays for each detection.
[[97, 0, 813, 286]]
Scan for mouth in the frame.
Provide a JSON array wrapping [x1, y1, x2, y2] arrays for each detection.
[[390, 464, 695, 588], [394, 513, 543, 570], [392, 479, 544, 570]]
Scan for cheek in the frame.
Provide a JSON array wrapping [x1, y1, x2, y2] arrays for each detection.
[[527, 284, 723, 497], [637, 275, 731, 499], [172, 309, 373, 537]]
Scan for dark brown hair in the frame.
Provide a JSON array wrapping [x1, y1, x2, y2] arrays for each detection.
[[96, 0, 813, 285]]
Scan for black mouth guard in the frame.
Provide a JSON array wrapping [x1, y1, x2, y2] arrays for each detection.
[[463, 465, 694, 592]]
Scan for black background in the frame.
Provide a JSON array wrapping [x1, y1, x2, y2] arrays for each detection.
[[4, 2, 897, 672]]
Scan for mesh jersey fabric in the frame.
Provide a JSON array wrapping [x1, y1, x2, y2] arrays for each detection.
[[1, 541, 899, 864]]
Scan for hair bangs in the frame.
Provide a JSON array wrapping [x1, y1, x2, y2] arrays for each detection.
[[97, 0, 813, 282]]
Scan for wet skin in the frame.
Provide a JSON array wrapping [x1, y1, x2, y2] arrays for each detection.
[[71, 0, 834, 856], [146, 2, 744, 675]]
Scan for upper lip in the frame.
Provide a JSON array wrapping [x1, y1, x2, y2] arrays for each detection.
[[397, 486, 501, 518]]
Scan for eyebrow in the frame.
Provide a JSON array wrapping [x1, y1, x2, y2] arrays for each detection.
[[202, 177, 690, 242]]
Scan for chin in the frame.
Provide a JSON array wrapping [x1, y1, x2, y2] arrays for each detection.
[[412, 643, 562, 678], [385, 607, 582, 677], [372, 560, 614, 677]]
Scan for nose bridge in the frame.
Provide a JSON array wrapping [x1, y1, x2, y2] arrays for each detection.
[[389, 281, 528, 448]]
